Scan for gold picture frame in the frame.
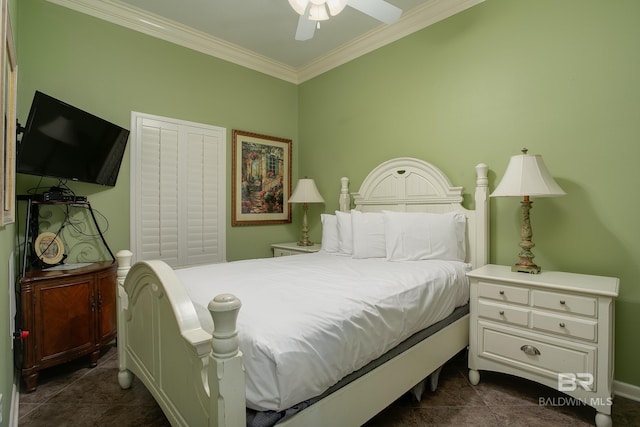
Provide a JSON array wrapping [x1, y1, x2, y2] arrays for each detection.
[[0, 2, 16, 225], [231, 129, 292, 226]]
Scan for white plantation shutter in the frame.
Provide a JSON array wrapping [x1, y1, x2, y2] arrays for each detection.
[[131, 112, 226, 267], [184, 126, 225, 265]]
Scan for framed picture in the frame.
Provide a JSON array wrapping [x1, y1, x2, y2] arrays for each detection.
[[0, 2, 16, 226], [232, 129, 292, 226]]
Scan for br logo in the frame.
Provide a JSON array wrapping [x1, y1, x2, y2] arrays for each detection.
[[557, 373, 594, 392]]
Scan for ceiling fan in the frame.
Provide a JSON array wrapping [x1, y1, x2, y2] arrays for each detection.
[[288, 0, 403, 41]]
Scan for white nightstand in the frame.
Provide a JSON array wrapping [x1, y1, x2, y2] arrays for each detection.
[[467, 264, 619, 427], [271, 242, 321, 257]]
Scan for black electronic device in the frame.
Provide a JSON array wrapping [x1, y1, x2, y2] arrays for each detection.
[[27, 193, 88, 203], [16, 91, 130, 186]]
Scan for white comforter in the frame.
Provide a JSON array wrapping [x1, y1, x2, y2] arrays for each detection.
[[176, 253, 470, 412]]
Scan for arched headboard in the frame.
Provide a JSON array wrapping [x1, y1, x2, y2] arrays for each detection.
[[339, 157, 489, 268]]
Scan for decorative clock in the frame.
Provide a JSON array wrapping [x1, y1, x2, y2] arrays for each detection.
[[34, 232, 65, 265]]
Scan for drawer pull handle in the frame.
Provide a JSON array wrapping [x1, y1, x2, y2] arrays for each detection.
[[559, 322, 566, 328], [520, 345, 541, 356], [499, 310, 505, 315], [560, 300, 566, 305], [499, 290, 505, 295]]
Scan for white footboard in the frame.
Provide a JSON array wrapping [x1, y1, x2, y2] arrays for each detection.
[[116, 251, 246, 427]]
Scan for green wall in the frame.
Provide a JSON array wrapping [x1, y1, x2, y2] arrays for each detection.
[[2, 1, 639, 424], [299, 0, 640, 386]]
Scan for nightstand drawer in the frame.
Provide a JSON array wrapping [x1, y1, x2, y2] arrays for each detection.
[[273, 248, 294, 257], [479, 324, 596, 382], [531, 311, 597, 341], [271, 242, 321, 257], [477, 281, 529, 305], [532, 290, 597, 317], [477, 300, 529, 327]]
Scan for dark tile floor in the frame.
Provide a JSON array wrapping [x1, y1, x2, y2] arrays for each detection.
[[18, 345, 640, 426]]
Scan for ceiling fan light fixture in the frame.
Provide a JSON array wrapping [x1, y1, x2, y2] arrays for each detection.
[[292, 0, 404, 41], [308, 3, 330, 21], [288, 0, 309, 16]]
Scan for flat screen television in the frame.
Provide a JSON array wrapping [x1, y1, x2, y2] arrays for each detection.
[[17, 91, 130, 187]]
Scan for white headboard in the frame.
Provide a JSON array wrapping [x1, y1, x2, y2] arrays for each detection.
[[339, 157, 489, 269]]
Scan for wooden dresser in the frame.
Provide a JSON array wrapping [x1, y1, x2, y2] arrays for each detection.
[[19, 261, 117, 392]]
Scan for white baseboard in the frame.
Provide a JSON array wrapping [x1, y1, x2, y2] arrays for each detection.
[[9, 379, 19, 427], [614, 380, 640, 402]]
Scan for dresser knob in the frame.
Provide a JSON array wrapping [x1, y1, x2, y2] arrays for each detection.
[[559, 322, 566, 328], [499, 290, 505, 295], [499, 311, 505, 315], [520, 345, 541, 356], [560, 300, 566, 305]]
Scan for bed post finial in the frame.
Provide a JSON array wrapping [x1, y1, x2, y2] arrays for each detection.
[[339, 177, 350, 212], [208, 294, 246, 427], [208, 294, 242, 358], [475, 163, 489, 188], [116, 250, 133, 286]]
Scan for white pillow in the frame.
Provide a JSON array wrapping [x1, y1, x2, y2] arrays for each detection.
[[320, 214, 339, 253], [335, 210, 353, 255], [383, 211, 466, 262], [351, 210, 386, 259]]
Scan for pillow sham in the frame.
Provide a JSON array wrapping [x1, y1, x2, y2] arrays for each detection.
[[383, 211, 466, 262], [320, 214, 339, 253], [351, 210, 386, 259], [335, 210, 353, 255]]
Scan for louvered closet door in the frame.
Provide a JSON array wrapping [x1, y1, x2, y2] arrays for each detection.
[[131, 113, 226, 268], [184, 125, 225, 265]]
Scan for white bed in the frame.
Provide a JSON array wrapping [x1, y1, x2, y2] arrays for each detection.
[[116, 157, 490, 426]]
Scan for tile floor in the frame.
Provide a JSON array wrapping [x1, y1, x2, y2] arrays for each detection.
[[18, 345, 640, 426]]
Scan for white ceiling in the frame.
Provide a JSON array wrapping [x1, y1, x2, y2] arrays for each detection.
[[48, 0, 484, 83]]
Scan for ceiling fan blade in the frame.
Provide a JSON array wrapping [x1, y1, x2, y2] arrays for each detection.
[[347, 0, 402, 25], [295, 12, 316, 41]]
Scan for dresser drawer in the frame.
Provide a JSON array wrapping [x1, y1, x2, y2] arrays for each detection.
[[477, 300, 529, 327], [477, 281, 529, 305], [532, 290, 597, 317], [478, 323, 596, 383], [531, 311, 597, 341]]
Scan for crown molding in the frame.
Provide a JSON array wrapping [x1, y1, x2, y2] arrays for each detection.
[[47, 0, 483, 85], [47, 0, 300, 83], [297, 0, 484, 82]]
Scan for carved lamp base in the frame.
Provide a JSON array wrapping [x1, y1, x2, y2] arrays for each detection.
[[512, 264, 541, 274]]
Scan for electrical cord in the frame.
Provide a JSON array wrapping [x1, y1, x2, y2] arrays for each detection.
[[55, 203, 110, 237]]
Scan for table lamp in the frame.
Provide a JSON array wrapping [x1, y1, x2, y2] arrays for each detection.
[[288, 178, 325, 246], [491, 148, 566, 273]]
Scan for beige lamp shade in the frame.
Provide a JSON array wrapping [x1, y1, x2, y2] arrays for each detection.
[[491, 151, 566, 198], [491, 149, 565, 274], [288, 178, 325, 204]]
